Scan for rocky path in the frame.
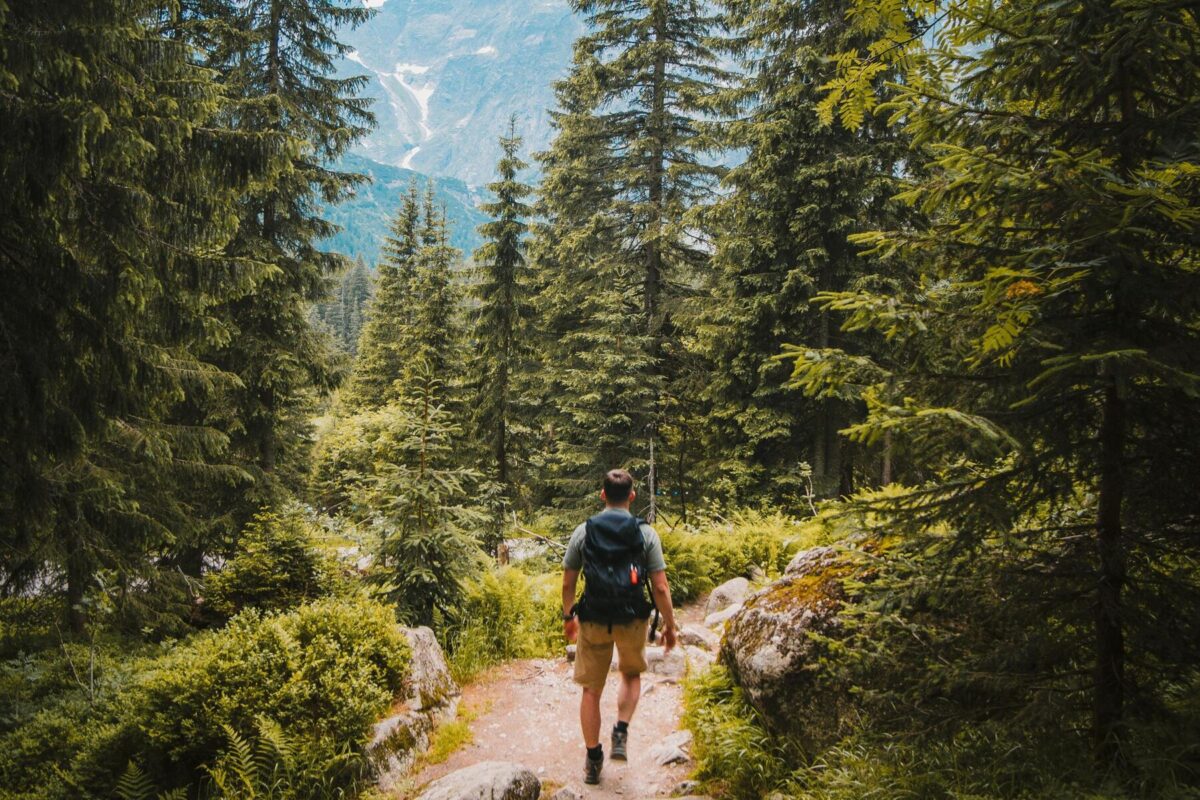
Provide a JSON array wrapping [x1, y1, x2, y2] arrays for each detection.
[[399, 599, 728, 800]]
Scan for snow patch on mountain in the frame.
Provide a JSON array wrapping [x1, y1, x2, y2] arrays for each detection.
[[338, 0, 584, 184]]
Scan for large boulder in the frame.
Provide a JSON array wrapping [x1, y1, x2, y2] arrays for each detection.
[[414, 761, 540, 800], [705, 576, 750, 616], [369, 626, 461, 790], [720, 546, 856, 745]]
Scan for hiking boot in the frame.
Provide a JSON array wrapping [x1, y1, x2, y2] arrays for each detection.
[[584, 751, 604, 785], [611, 725, 628, 761]]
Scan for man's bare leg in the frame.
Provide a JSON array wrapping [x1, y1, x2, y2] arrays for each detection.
[[581, 686, 603, 748], [617, 672, 640, 723]]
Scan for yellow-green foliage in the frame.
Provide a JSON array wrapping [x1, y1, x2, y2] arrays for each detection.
[[418, 703, 479, 767], [661, 510, 833, 603], [206, 509, 351, 618], [682, 663, 797, 799], [0, 597, 409, 799], [441, 566, 562, 682]]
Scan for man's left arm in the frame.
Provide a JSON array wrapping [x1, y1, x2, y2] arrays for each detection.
[[562, 568, 580, 642]]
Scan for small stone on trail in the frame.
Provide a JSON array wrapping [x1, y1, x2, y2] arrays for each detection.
[[648, 729, 693, 766], [678, 625, 719, 651], [671, 779, 701, 796], [548, 787, 582, 800]]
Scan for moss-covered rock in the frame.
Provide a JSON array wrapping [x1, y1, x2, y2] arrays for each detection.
[[368, 626, 460, 790], [719, 545, 857, 751]]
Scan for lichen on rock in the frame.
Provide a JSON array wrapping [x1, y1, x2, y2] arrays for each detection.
[[719, 545, 861, 750]]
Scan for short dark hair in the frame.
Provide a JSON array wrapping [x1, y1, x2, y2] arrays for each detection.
[[603, 469, 634, 503]]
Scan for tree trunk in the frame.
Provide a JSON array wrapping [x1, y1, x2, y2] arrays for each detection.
[[65, 533, 87, 636], [881, 431, 893, 486], [1093, 377, 1127, 765]]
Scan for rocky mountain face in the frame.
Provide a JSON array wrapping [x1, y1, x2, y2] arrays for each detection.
[[339, 0, 583, 186], [322, 0, 580, 266]]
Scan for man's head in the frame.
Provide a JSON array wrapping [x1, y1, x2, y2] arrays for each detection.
[[600, 468, 636, 508]]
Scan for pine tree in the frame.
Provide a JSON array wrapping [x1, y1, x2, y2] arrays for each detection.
[[688, 0, 911, 504], [362, 370, 484, 627], [315, 255, 372, 353], [349, 181, 422, 408], [533, 0, 729, 508], [341, 257, 373, 354], [788, 0, 1200, 767], [409, 189, 464, 383], [203, 0, 374, 505], [469, 119, 535, 507], [0, 0, 270, 630]]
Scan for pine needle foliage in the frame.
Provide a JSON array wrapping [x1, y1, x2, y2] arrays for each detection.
[[784, 0, 1200, 771], [689, 0, 913, 505], [531, 0, 732, 507], [468, 118, 537, 508]]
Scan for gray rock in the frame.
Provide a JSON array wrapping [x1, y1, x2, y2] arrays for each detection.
[[648, 729, 693, 766], [414, 761, 540, 800], [703, 603, 743, 629], [671, 780, 702, 797], [683, 645, 715, 673], [369, 626, 461, 790], [704, 576, 750, 616], [721, 546, 855, 742], [678, 624, 719, 651], [547, 787, 582, 800], [646, 645, 687, 678], [785, 544, 839, 577]]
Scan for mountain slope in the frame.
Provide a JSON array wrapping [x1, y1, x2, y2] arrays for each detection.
[[337, 0, 583, 184], [324, 153, 489, 266]]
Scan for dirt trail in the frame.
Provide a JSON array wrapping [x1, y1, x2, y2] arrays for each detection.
[[403, 602, 709, 799]]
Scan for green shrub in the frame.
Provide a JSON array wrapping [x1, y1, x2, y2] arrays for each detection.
[[661, 510, 822, 603], [206, 510, 349, 618], [126, 596, 408, 785], [0, 597, 409, 799], [441, 566, 562, 682], [682, 663, 798, 799]]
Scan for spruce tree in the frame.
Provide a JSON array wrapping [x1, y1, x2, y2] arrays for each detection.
[[316, 255, 372, 353], [469, 119, 535, 504], [204, 0, 374, 504], [348, 181, 422, 408], [789, 0, 1200, 767], [690, 0, 910, 504], [409, 189, 464, 383], [533, 0, 729, 508], [362, 370, 484, 627], [0, 0, 269, 629]]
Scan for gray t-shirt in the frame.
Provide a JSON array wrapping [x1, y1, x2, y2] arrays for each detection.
[[563, 508, 666, 573]]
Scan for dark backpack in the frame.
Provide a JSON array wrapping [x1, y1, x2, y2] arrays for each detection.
[[574, 512, 654, 626]]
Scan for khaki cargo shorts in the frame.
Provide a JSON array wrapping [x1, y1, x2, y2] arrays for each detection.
[[574, 618, 650, 691]]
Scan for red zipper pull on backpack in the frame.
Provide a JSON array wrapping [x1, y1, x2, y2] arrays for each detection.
[[630, 565, 638, 585]]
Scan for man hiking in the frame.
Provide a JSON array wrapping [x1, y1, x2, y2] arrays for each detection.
[[562, 469, 677, 785]]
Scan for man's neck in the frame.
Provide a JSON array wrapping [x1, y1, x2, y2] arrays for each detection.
[[603, 504, 632, 513]]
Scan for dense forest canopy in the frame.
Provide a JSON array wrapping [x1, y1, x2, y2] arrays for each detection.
[[1, 0, 1197, 798]]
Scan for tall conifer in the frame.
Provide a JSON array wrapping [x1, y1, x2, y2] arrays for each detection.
[[204, 0, 374, 504], [690, 0, 910, 503], [0, 0, 271, 628], [533, 0, 729, 507], [469, 119, 535, 500]]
